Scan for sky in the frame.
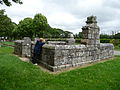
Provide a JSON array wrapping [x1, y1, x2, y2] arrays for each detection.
[[0, 0, 120, 34]]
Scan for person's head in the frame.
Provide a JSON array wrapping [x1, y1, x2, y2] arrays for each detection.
[[39, 38, 45, 42]]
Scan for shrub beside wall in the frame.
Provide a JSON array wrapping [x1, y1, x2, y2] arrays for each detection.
[[110, 39, 120, 45], [100, 39, 111, 43]]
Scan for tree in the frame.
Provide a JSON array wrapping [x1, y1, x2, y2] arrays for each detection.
[[0, 0, 22, 6], [113, 33, 120, 39], [17, 17, 34, 39], [74, 32, 83, 39], [11, 22, 18, 39], [59, 31, 72, 38], [0, 9, 14, 39], [33, 13, 49, 37], [100, 34, 111, 39]]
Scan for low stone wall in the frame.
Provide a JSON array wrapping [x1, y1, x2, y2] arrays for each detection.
[[47, 41, 67, 45], [14, 40, 23, 56], [14, 40, 114, 72], [38, 43, 114, 71], [14, 37, 31, 57]]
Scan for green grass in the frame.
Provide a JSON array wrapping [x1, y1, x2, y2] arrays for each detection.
[[0, 47, 14, 54], [0, 41, 14, 45], [0, 47, 120, 90], [0, 41, 14, 48], [114, 45, 120, 51]]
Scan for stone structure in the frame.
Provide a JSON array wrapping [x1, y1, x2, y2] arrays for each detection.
[[47, 34, 75, 45], [66, 34, 75, 45], [14, 16, 114, 72], [14, 40, 23, 56], [22, 37, 31, 57], [81, 16, 100, 45], [47, 41, 66, 45], [14, 37, 31, 57], [38, 44, 113, 71]]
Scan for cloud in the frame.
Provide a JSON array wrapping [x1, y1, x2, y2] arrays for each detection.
[[1, 0, 120, 34], [103, 0, 120, 9], [1, 0, 44, 23]]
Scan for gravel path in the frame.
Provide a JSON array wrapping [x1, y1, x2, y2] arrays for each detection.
[[114, 50, 120, 55]]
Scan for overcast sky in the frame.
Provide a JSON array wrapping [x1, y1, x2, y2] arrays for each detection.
[[1, 0, 120, 34]]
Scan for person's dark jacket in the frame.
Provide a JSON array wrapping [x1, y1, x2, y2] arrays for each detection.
[[34, 40, 45, 55]]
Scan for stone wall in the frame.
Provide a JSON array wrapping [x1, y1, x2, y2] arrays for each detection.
[[14, 40, 23, 56], [38, 44, 114, 71], [14, 39, 114, 72], [47, 41, 67, 45], [81, 16, 100, 45], [14, 16, 114, 72], [14, 37, 31, 57]]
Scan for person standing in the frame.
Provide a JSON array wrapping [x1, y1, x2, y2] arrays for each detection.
[[31, 38, 45, 64]]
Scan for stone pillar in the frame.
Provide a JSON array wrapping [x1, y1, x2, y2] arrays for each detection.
[[22, 37, 31, 57], [66, 34, 75, 45], [14, 40, 23, 56], [81, 16, 100, 45]]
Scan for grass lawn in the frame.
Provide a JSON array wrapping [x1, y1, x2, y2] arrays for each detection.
[[0, 47, 120, 90], [114, 45, 120, 51], [0, 41, 14, 46]]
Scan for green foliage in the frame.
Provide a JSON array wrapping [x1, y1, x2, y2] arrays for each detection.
[[110, 39, 120, 45], [113, 33, 120, 39], [11, 22, 18, 39], [0, 46, 120, 90], [100, 33, 120, 39], [75, 39, 81, 44], [49, 28, 71, 38], [15, 13, 72, 39], [0, 10, 72, 39], [99, 39, 120, 45], [33, 13, 49, 37], [0, 9, 4, 15], [100, 39, 111, 43], [100, 34, 113, 39], [17, 17, 34, 39], [0, 9, 14, 39], [76, 32, 120, 40], [0, 0, 22, 6], [74, 32, 83, 39], [64, 31, 72, 38], [114, 45, 120, 51]]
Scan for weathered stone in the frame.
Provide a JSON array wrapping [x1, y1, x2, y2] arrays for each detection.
[[47, 41, 66, 45], [81, 16, 100, 45], [22, 37, 31, 57], [14, 16, 114, 72], [66, 34, 75, 45], [86, 16, 97, 24], [14, 37, 31, 57], [35, 43, 114, 71], [14, 40, 24, 56]]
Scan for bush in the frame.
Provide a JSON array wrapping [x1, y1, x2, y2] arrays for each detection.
[[100, 39, 110, 43], [110, 39, 120, 45], [75, 39, 81, 44]]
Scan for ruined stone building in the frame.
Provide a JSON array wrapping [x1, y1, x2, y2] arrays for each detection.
[[14, 16, 114, 72]]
